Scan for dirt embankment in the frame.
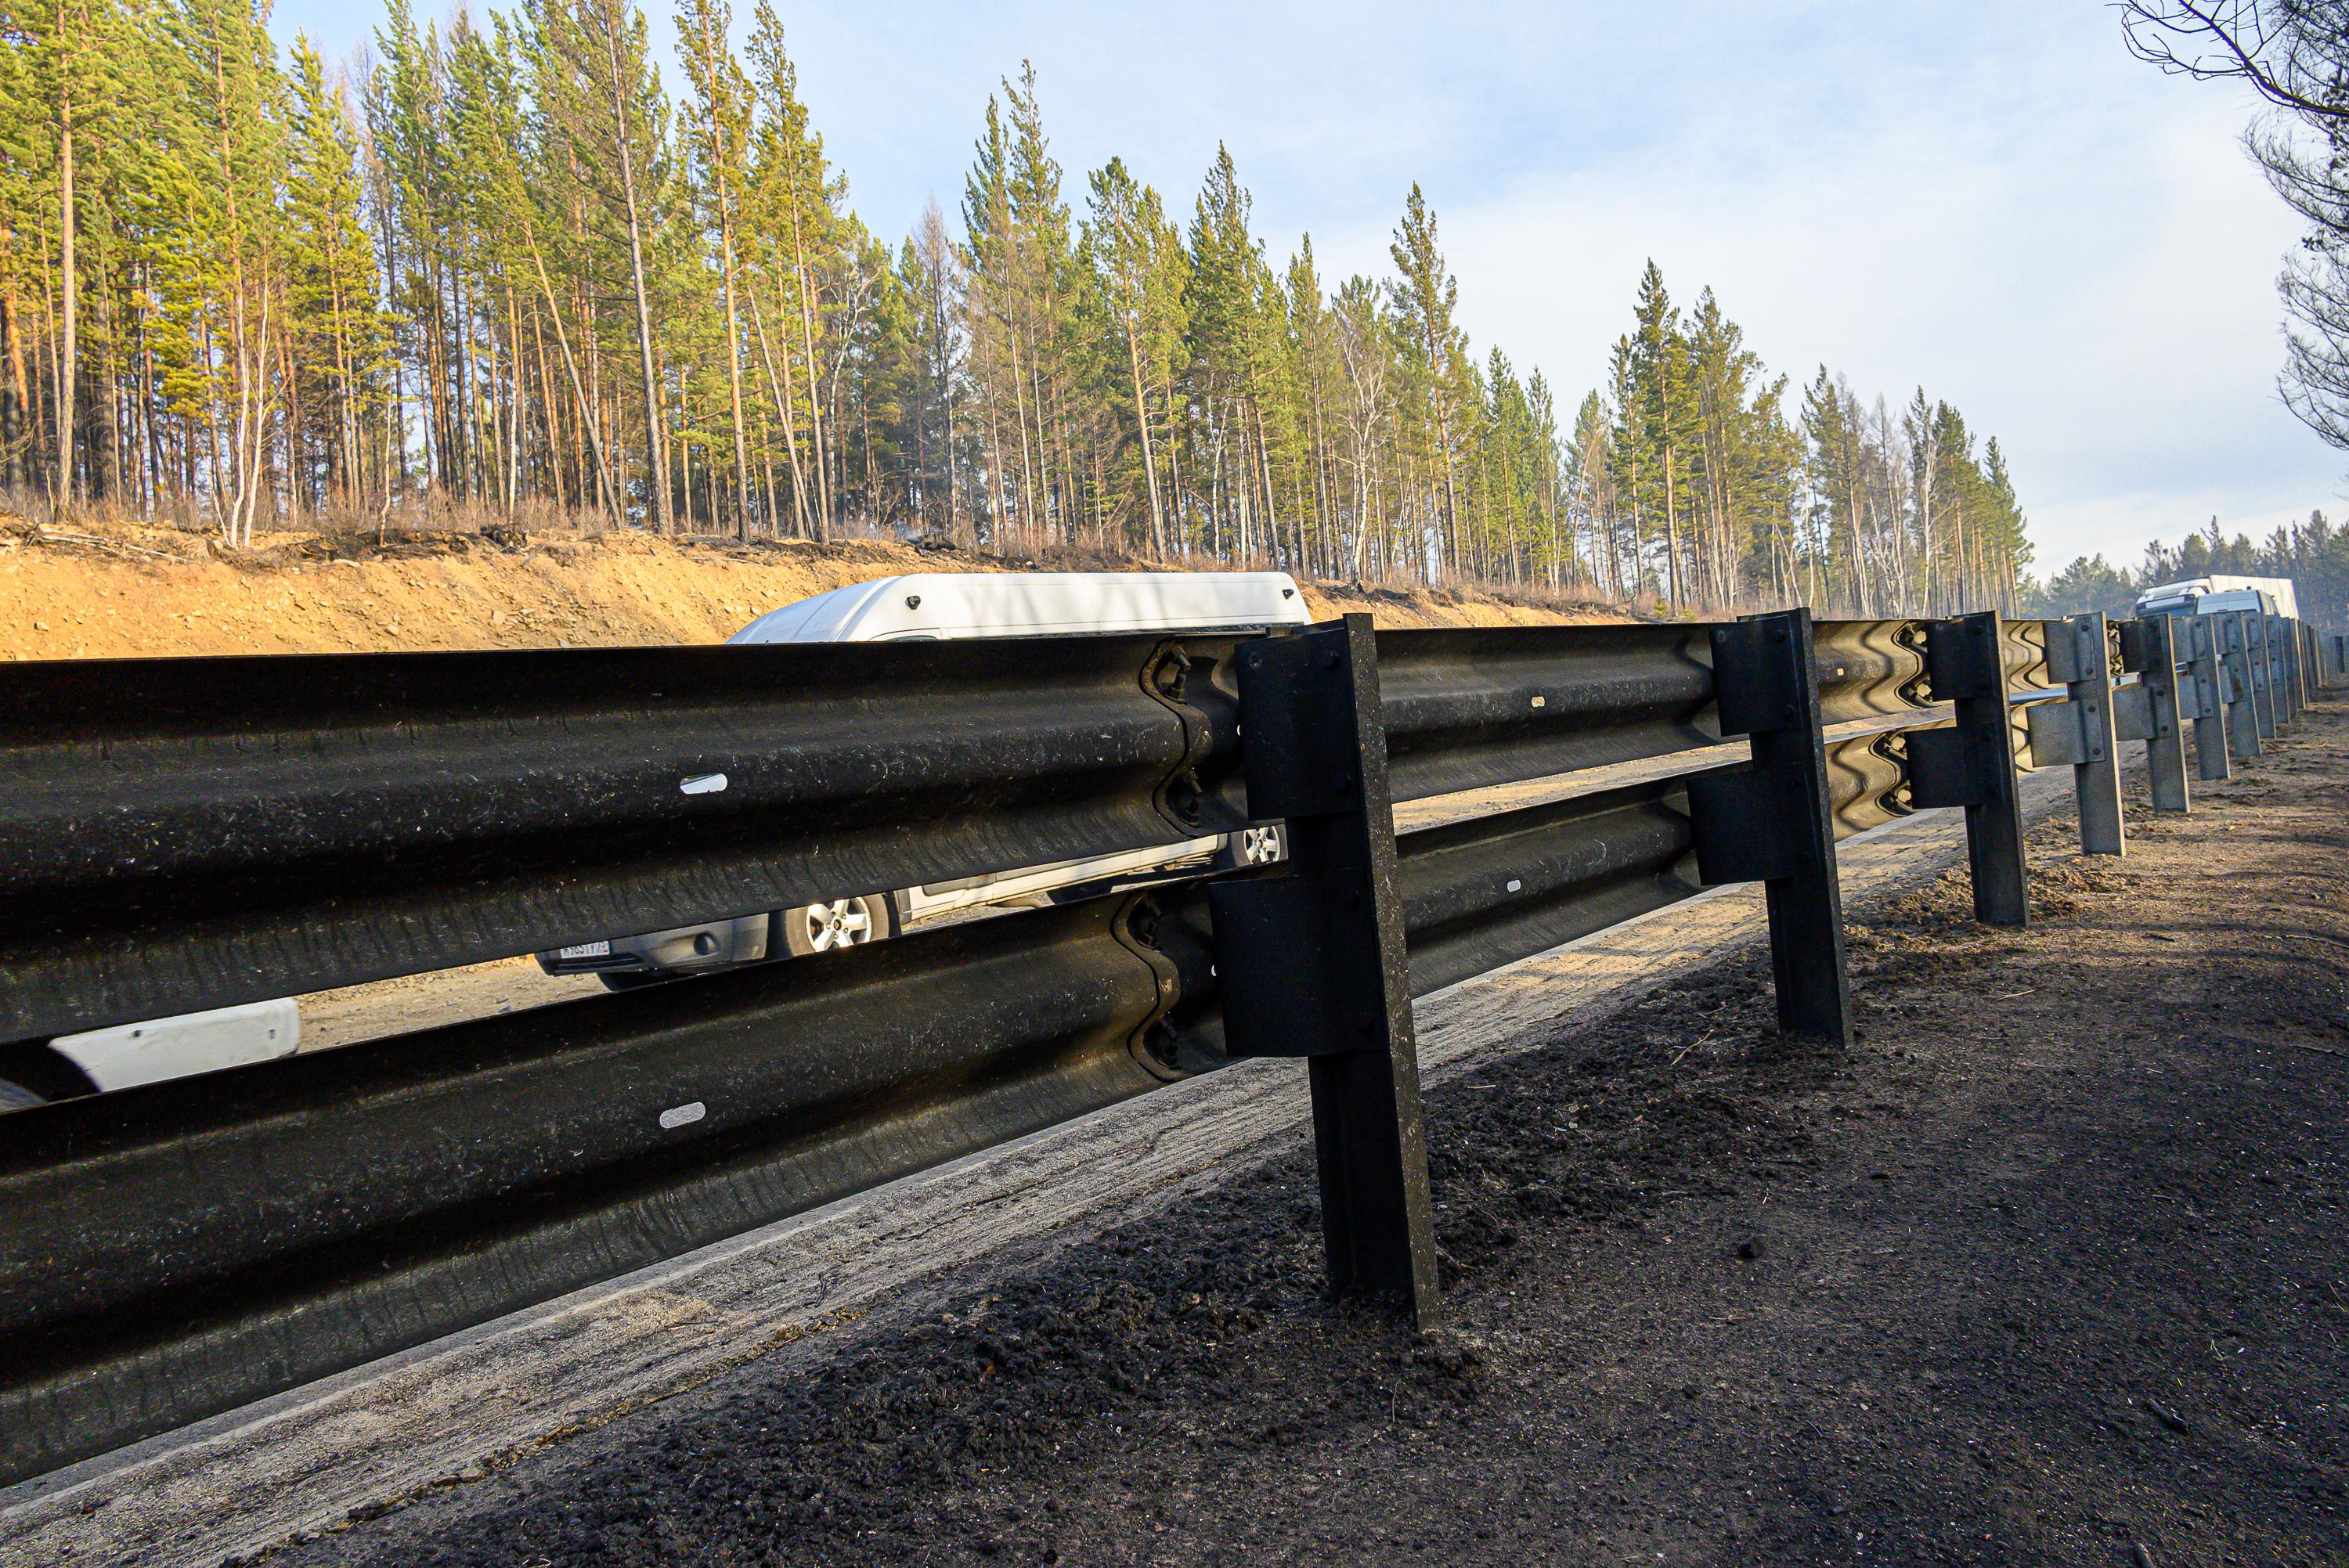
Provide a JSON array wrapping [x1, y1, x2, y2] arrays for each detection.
[[289, 704, 2349, 1567], [0, 518, 1621, 661]]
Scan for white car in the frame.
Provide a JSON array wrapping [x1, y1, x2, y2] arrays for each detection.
[[537, 571, 1308, 989], [0, 999, 301, 1109], [2134, 575, 2297, 622]]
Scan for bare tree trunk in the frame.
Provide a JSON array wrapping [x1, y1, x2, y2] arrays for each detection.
[[687, 9, 755, 540], [1007, 324, 1037, 546], [525, 235, 621, 528], [1, 224, 27, 492], [1122, 319, 1162, 554], [530, 299, 567, 512], [601, 5, 670, 532], [1662, 445, 1683, 611], [54, 60, 75, 505], [747, 283, 812, 536], [780, 160, 831, 541], [717, 217, 752, 538]]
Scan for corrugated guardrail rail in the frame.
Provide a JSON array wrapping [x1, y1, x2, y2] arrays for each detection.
[[0, 604, 2333, 1485]]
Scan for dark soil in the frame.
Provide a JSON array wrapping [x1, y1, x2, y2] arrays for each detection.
[[283, 705, 2349, 1568]]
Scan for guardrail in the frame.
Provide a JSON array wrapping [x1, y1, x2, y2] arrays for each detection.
[[2002, 604, 2330, 856], [0, 604, 2330, 1484]]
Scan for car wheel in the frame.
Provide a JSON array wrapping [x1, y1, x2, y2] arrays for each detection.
[[1238, 825, 1283, 865], [779, 894, 898, 957], [598, 970, 678, 993]]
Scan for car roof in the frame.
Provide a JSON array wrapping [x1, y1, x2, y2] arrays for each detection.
[[727, 571, 1312, 643]]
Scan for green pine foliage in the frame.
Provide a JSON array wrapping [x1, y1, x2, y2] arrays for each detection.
[[0, 7, 2037, 609]]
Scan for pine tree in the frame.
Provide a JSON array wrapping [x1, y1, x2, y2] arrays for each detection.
[[898, 196, 962, 536], [1283, 236, 1340, 577], [1623, 261, 1698, 608], [1083, 155, 1184, 555], [747, 1, 845, 540], [1387, 184, 1466, 579], [1185, 144, 1267, 561], [11, 0, 135, 503], [533, 0, 673, 531], [283, 33, 389, 510], [999, 61, 1079, 547], [676, 0, 753, 536]]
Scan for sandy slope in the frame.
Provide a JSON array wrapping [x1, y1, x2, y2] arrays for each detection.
[[0, 521, 1618, 661]]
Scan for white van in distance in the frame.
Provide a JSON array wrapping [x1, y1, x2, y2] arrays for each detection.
[[536, 571, 1310, 987], [2134, 575, 2300, 622]]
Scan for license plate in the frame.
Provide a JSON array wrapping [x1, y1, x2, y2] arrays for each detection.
[[557, 941, 612, 960]]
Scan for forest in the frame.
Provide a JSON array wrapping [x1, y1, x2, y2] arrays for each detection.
[[1, 0, 2034, 614]]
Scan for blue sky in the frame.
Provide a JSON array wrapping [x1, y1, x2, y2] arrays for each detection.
[[272, 0, 2338, 577]]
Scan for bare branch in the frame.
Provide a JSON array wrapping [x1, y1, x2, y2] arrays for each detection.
[[2117, 0, 2349, 121]]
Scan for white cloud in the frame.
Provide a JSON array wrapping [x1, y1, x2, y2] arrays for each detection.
[[1306, 31, 2339, 575]]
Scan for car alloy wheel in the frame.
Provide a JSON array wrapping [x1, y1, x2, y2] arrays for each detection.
[[801, 898, 875, 951]]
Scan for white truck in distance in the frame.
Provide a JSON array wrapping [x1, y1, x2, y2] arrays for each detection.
[[534, 571, 1311, 989], [2134, 575, 2300, 622]]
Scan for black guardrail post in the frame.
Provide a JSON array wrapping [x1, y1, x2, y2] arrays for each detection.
[[2222, 612, 2264, 759], [2289, 615, 2307, 716], [1911, 611, 2030, 926], [2029, 611, 2126, 855], [2266, 612, 2292, 728], [1213, 615, 1442, 1326], [1684, 607, 1852, 1042], [2275, 616, 2294, 720], [2116, 617, 2190, 813], [2246, 611, 2279, 740], [2183, 615, 2232, 781], [2281, 615, 2308, 718]]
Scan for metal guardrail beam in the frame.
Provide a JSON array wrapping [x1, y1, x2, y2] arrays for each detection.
[[1813, 618, 1932, 723], [0, 638, 1247, 1044], [2000, 608, 2322, 863], [34, 601, 2275, 1487], [0, 624, 1763, 1046], [1371, 623, 1719, 800], [0, 892, 1185, 1483], [0, 762, 1747, 1480]]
